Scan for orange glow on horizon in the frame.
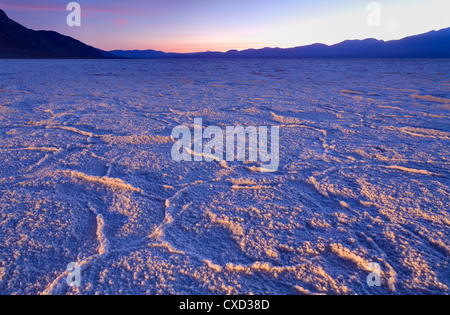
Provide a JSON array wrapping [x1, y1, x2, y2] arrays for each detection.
[[104, 42, 278, 54]]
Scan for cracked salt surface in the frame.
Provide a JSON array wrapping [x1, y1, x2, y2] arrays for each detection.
[[0, 59, 449, 295]]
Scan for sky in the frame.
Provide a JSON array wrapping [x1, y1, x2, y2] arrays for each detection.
[[2, 0, 450, 53]]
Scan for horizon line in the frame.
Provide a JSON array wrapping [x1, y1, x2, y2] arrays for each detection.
[[107, 26, 450, 54]]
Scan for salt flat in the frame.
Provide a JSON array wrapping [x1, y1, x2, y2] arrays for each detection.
[[0, 59, 448, 295]]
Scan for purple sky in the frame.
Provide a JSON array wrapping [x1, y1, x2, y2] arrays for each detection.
[[2, 0, 450, 52]]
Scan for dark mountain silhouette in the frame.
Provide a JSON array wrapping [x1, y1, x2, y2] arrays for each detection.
[[0, 9, 105, 58], [111, 27, 450, 59], [1, 7, 449, 59], [109, 49, 169, 58]]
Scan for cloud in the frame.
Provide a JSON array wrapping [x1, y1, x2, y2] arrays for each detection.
[[114, 18, 128, 25], [0, 1, 133, 15], [1, 3, 66, 12]]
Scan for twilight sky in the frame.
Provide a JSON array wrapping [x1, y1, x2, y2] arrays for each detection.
[[2, 0, 450, 53]]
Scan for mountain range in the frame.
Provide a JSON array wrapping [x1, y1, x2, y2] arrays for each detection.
[[0, 9, 104, 58], [1, 8, 449, 59], [111, 28, 450, 59]]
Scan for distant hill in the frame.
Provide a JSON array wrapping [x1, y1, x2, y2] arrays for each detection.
[[111, 27, 450, 59], [109, 49, 170, 58], [0, 9, 105, 58]]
